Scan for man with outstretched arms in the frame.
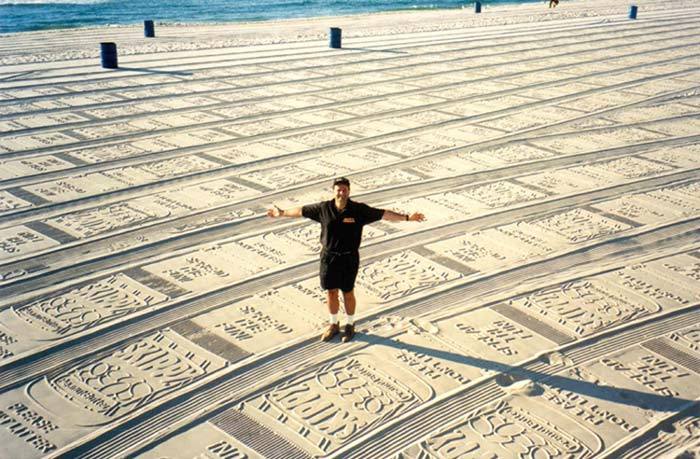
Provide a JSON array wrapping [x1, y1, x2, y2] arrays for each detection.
[[267, 177, 426, 342]]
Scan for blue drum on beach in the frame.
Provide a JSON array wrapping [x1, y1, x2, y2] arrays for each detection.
[[144, 20, 155, 37], [100, 42, 118, 68], [329, 27, 342, 48], [629, 5, 638, 19], [475, 1, 481, 13]]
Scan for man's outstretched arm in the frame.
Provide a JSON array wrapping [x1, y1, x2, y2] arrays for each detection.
[[382, 209, 426, 222], [267, 205, 303, 218]]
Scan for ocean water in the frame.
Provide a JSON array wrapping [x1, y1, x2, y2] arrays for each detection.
[[0, 0, 536, 34]]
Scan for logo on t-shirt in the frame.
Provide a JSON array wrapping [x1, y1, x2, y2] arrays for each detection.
[[342, 217, 356, 223]]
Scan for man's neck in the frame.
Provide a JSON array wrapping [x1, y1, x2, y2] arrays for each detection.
[[334, 198, 347, 211]]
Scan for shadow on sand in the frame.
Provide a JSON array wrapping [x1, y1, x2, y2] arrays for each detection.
[[340, 47, 408, 54], [116, 66, 192, 77], [355, 333, 694, 412]]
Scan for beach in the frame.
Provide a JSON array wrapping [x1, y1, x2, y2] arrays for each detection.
[[0, 0, 699, 456]]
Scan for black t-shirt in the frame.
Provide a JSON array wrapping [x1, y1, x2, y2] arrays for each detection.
[[302, 199, 385, 253]]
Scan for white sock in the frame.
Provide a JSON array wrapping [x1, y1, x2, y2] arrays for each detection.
[[346, 314, 355, 325], [330, 314, 338, 324]]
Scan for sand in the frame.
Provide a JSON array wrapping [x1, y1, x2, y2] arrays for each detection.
[[0, 0, 699, 457]]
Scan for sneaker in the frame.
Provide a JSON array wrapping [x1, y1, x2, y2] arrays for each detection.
[[341, 323, 355, 342], [321, 323, 340, 342]]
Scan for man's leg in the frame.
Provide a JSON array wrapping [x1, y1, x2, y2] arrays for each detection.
[[342, 290, 356, 316], [341, 290, 356, 342], [327, 289, 340, 314], [321, 289, 340, 341]]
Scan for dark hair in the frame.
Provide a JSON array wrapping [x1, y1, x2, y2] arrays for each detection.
[[332, 177, 350, 188]]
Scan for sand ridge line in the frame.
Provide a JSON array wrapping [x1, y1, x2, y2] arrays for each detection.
[[2, 14, 695, 92], [1, 170, 696, 384], [69, 259, 700, 458], [339, 305, 700, 458], [1, 59, 698, 222], [1, 45, 696, 190], [0, 123, 697, 290], [2, 21, 698, 137], [2, 0, 697, 64], [609, 403, 700, 458], [0, 125, 697, 290], [2, 79, 697, 203]]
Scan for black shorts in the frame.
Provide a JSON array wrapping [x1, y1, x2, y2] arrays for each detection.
[[319, 251, 360, 292]]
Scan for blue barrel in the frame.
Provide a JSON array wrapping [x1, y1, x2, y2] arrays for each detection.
[[475, 1, 481, 13], [629, 5, 638, 19], [144, 20, 155, 37], [100, 42, 118, 69], [329, 27, 342, 49]]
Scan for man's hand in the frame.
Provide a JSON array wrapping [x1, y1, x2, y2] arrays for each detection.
[[408, 212, 426, 222], [382, 209, 426, 222], [267, 205, 284, 218], [267, 206, 302, 218]]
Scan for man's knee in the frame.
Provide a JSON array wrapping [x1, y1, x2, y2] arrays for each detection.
[[327, 289, 340, 300], [342, 289, 354, 299]]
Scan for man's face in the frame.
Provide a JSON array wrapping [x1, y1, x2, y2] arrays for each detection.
[[333, 184, 350, 201]]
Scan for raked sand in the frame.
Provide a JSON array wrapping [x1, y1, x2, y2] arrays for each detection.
[[0, 0, 699, 457]]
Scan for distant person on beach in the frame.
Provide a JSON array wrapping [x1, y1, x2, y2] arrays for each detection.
[[549, 0, 559, 7], [267, 177, 425, 343]]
